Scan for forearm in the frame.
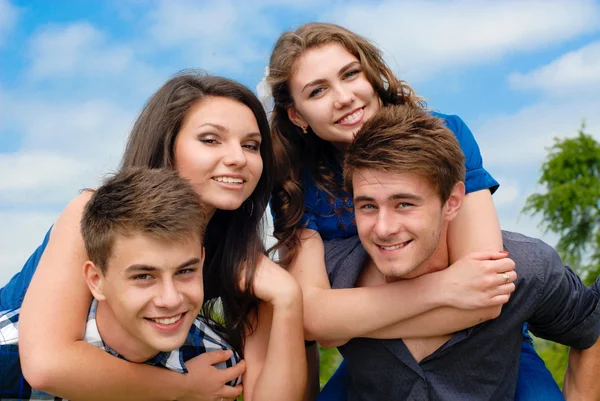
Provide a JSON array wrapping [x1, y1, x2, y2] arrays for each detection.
[[250, 300, 306, 401], [25, 341, 189, 401], [304, 275, 444, 342], [563, 337, 600, 400], [321, 305, 500, 348]]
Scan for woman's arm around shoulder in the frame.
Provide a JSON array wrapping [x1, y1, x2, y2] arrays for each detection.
[[19, 191, 243, 401]]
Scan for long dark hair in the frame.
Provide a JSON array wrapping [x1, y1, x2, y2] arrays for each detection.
[[120, 70, 274, 354]]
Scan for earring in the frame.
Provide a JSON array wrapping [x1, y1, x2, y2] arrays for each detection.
[[301, 126, 308, 134]]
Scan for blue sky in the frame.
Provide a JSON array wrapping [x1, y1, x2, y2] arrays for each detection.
[[1, 0, 600, 285]]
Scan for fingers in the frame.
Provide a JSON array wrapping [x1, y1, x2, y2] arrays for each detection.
[[497, 270, 517, 286], [215, 384, 243, 399], [466, 250, 510, 261], [484, 257, 516, 273], [200, 349, 237, 365], [216, 359, 246, 384]]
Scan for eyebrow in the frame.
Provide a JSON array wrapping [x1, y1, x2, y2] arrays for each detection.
[[124, 257, 202, 274], [301, 61, 361, 94], [354, 193, 424, 203], [197, 123, 261, 140]]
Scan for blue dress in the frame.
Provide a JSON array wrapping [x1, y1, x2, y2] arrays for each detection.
[[294, 112, 563, 401]]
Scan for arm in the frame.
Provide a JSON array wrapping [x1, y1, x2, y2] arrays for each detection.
[[19, 192, 243, 401], [291, 229, 514, 343], [563, 337, 600, 400], [242, 256, 306, 401], [447, 189, 502, 262]]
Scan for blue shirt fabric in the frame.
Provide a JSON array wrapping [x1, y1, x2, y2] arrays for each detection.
[[0, 299, 241, 400], [300, 112, 499, 241], [0, 228, 51, 311]]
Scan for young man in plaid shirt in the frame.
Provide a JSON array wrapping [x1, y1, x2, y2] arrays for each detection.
[[0, 168, 241, 400]]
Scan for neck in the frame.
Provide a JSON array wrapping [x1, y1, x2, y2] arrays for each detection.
[[95, 300, 158, 363]]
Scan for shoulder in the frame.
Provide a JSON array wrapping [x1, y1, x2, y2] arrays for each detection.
[[502, 231, 563, 278], [324, 236, 368, 289]]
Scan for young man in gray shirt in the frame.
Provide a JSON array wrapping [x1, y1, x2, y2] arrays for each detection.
[[324, 105, 600, 400]]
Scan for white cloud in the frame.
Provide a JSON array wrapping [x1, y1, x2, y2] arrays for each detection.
[[476, 98, 600, 168], [0, 151, 90, 204], [509, 40, 600, 95], [331, 0, 600, 81], [0, 0, 18, 47], [145, 0, 277, 73], [491, 178, 519, 206], [0, 211, 59, 287], [28, 22, 135, 80]]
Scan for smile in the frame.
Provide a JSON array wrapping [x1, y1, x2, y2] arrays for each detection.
[[377, 240, 412, 251], [149, 313, 183, 325], [212, 176, 244, 184], [335, 107, 365, 126]]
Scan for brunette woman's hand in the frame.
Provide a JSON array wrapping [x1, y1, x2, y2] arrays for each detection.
[[179, 350, 245, 401], [440, 250, 517, 310], [245, 256, 302, 308]]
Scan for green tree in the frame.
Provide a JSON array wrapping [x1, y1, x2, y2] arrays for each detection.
[[523, 123, 600, 284], [523, 123, 600, 387]]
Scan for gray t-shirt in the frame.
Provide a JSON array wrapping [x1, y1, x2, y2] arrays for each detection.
[[324, 231, 600, 401]]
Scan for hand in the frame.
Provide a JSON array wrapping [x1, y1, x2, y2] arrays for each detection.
[[179, 350, 245, 401], [441, 250, 516, 309], [243, 256, 302, 308]]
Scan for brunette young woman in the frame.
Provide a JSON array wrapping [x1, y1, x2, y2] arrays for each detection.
[[266, 22, 562, 400], [0, 72, 306, 401]]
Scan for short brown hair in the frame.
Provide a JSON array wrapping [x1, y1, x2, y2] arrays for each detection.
[[81, 168, 207, 273], [344, 105, 466, 203]]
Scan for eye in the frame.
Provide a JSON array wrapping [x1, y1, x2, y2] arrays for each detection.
[[242, 141, 261, 151], [309, 87, 325, 98], [132, 274, 153, 281], [397, 202, 413, 209], [176, 268, 196, 276], [358, 203, 377, 210], [343, 69, 361, 79]]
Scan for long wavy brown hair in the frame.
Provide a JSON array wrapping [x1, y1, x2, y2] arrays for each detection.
[[120, 71, 274, 355], [268, 22, 425, 266]]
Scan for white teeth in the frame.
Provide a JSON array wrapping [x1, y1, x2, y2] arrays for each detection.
[[151, 314, 182, 325], [338, 108, 363, 124], [214, 176, 243, 184], [380, 242, 408, 251]]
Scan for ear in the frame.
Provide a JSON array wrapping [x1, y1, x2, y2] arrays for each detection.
[[287, 106, 308, 128], [443, 181, 465, 222], [83, 261, 107, 301]]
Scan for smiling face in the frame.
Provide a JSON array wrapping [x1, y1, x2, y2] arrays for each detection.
[[287, 42, 381, 150], [173, 96, 263, 215], [353, 168, 463, 280], [85, 232, 205, 362]]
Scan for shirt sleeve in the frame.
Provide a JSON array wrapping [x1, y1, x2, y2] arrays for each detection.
[[527, 242, 600, 349], [442, 114, 500, 195], [298, 170, 319, 232]]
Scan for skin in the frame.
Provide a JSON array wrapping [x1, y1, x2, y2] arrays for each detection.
[[563, 337, 600, 400], [84, 234, 205, 363], [283, 42, 510, 390], [19, 96, 306, 401]]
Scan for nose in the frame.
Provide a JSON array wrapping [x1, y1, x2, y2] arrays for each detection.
[[223, 143, 248, 168], [154, 278, 183, 309], [333, 85, 355, 109], [373, 209, 397, 239]]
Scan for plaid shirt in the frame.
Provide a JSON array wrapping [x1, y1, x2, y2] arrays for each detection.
[[0, 299, 241, 400]]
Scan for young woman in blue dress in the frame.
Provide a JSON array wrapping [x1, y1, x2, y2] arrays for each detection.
[[266, 22, 563, 400]]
